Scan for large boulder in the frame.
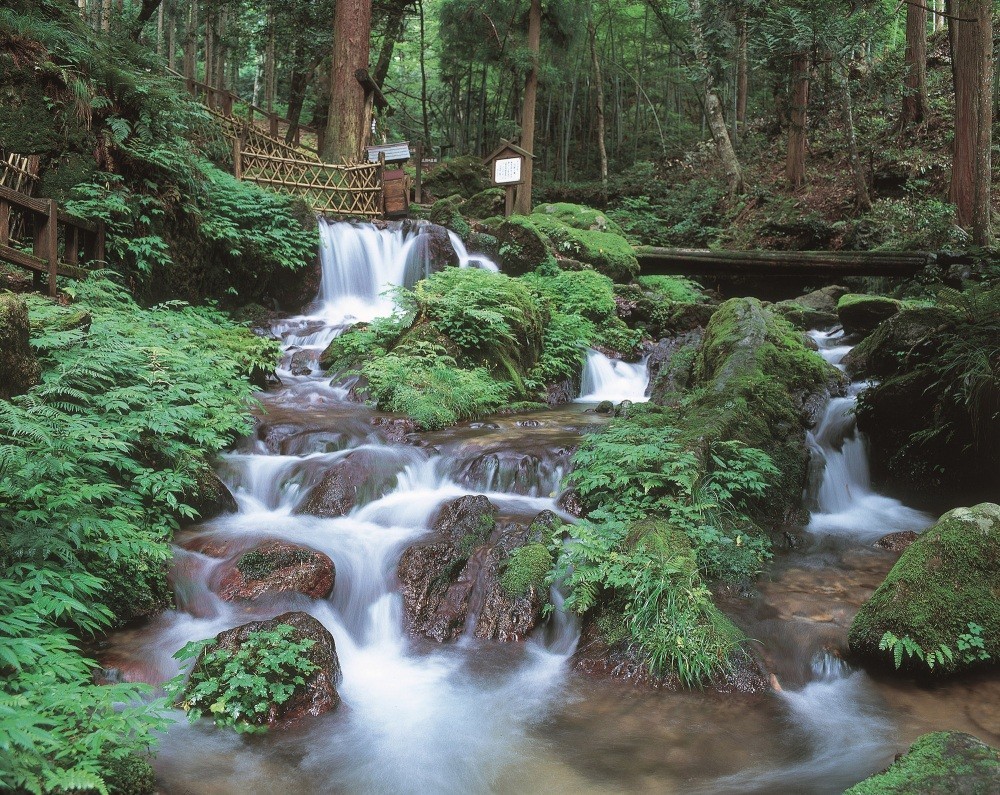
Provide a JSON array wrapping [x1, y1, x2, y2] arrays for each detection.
[[0, 293, 40, 399], [843, 731, 1000, 794], [532, 202, 625, 236], [397, 495, 499, 641], [294, 450, 396, 517], [842, 306, 951, 378], [494, 217, 556, 276], [405, 223, 460, 280], [645, 331, 701, 406], [849, 503, 1000, 675], [427, 196, 470, 239], [179, 612, 341, 729], [184, 465, 238, 522], [837, 293, 903, 336], [461, 188, 505, 220], [423, 155, 491, 200], [216, 540, 334, 601], [529, 213, 639, 283]]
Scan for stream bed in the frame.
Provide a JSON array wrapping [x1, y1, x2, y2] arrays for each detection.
[[101, 221, 999, 794]]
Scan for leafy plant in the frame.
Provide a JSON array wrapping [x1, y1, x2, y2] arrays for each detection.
[[167, 625, 318, 733]]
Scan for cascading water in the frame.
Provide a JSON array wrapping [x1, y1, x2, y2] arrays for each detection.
[[576, 348, 650, 403]]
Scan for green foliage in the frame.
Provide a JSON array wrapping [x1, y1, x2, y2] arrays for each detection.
[[844, 198, 968, 252], [608, 186, 723, 248], [528, 214, 639, 283], [500, 543, 553, 597], [167, 625, 318, 734], [0, 278, 275, 792], [879, 623, 989, 673]]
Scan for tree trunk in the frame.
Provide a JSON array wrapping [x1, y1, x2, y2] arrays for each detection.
[[949, 0, 993, 244], [688, 0, 744, 197], [513, 0, 541, 215], [183, 0, 197, 80], [286, 57, 321, 144], [838, 66, 871, 211], [735, 13, 748, 133], [322, 0, 373, 163], [373, 5, 407, 89], [419, 0, 431, 148], [264, 12, 276, 113], [101, 0, 112, 32], [901, 0, 930, 126], [786, 51, 809, 189], [588, 21, 608, 187]]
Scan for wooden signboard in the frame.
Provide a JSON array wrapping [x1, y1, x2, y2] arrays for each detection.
[[483, 140, 533, 216], [383, 168, 409, 218]]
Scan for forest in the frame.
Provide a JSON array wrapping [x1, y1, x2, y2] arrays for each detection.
[[0, 0, 998, 792]]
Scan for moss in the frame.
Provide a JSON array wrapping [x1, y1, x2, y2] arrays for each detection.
[[529, 213, 639, 283], [423, 155, 491, 199], [462, 188, 506, 219], [37, 153, 99, 203], [844, 732, 1000, 794], [495, 216, 557, 276], [500, 543, 553, 597], [428, 195, 471, 239], [237, 548, 315, 582], [0, 293, 41, 399], [848, 502, 1000, 675], [84, 548, 171, 626], [636, 275, 707, 304], [532, 202, 625, 236], [837, 293, 904, 335]]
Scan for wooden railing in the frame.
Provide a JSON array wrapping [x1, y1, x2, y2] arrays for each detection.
[[0, 185, 103, 296], [1, 152, 40, 196]]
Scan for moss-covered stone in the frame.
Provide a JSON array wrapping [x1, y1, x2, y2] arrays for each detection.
[[500, 543, 553, 598], [529, 213, 639, 283], [495, 216, 556, 276], [0, 293, 41, 399], [462, 188, 505, 219], [837, 293, 903, 336], [684, 298, 844, 518], [772, 300, 839, 330], [842, 305, 951, 378], [532, 202, 625, 236], [848, 502, 1000, 675], [428, 195, 471, 239], [844, 731, 1000, 794], [423, 155, 491, 200]]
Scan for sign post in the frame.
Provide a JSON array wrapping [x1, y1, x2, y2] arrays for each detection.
[[484, 140, 534, 217]]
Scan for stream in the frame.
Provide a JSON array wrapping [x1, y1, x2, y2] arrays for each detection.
[[101, 221, 1000, 794]]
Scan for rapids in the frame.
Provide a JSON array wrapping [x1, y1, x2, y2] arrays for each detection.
[[100, 221, 999, 794]]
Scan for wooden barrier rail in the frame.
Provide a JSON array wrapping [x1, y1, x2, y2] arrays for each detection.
[[0, 184, 103, 296]]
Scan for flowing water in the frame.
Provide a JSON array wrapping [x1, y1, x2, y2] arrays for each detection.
[[101, 223, 999, 794]]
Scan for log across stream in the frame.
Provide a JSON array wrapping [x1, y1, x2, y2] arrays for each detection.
[[100, 221, 998, 794]]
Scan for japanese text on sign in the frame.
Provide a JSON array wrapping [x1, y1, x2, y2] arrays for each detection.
[[494, 156, 522, 185]]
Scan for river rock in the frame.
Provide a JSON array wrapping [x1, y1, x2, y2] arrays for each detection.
[[217, 540, 334, 601], [546, 377, 579, 407], [408, 222, 460, 274], [843, 731, 1000, 794], [646, 331, 700, 406], [775, 285, 849, 328], [849, 502, 1000, 675], [397, 495, 499, 641], [494, 217, 554, 276], [294, 450, 393, 517], [184, 465, 238, 522], [595, 400, 614, 414], [557, 488, 584, 517], [837, 293, 903, 337], [841, 305, 950, 379], [0, 293, 40, 400], [182, 612, 341, 728], [289, 349, 313, 376], [873, 530, 919, 552]]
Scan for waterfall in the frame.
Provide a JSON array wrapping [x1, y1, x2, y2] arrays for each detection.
[[576, 349, 650, 403], [805, 330, 932, 540]]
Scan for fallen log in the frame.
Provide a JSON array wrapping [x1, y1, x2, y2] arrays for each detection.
[[635, 247, 937, 277]]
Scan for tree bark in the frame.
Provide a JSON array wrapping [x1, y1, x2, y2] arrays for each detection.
[[419, 0, 431, 148], [322, 0, 373, 163], [949, 0, 993, 244], [101, 0, 112, 32], [901, 0, 930, 126], [688, 0, 744, 197], [786, 51, 809, 189], [588, 20, 608, 187], [183, 0, 197, 81], [373, 4, 408, 89], [838, 66, 871, 211], [513, 0, 541, 215], [264, 12, 276, 113], [735, 12, 748, 134]]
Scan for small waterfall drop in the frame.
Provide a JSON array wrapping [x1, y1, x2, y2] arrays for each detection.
[[576, 349, 649, 403], [806, 330, 932, 540]]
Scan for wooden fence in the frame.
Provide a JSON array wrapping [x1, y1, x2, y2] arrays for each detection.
[[1, 152, 40, 195], [0, 184, 103, 296]]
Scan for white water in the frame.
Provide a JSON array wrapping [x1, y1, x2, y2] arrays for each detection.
[[805, 330, 933, 540], [576, 349, 649, 403]]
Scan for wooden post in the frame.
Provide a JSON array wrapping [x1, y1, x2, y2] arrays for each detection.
[[504, 186, 514, 217], [414, 142, 423, 204], [32, 200, 58, 297], [269, 113, 279, 137], [94, 221, 105, 264], [378, 151, 386, 217], [65, 225, 79, 265], [232, 135, 243, 180], [0, 199, 9, 246]]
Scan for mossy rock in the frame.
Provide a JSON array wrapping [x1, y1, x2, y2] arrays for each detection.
[[837, 293, 903, 336], [428, 195, 471, 239], [466, 230, 500, 261], [319, 322, 378, 373], [844, 731, 1000, 794], [495, 217, 556, 276], [500, 543, 553, 598], [462, 188, 506, 219], [392, 322, 461, 361], [37, 152, 99, 203], [0, 293, 41, 399], [772, 300, 839, 331], [842, 306, 951, 379], [848, 502, 1000, 676], [529, 214, 639, 283], [423, 155, 491, 200], [532, 202, 625, 236]]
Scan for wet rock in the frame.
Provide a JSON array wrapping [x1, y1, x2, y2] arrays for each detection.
[[772, 301, 839, 331], [546, 378, 578, 406], [289, 350, 313, 376], [397, 495, 499, 641], [843, 731, 1000, 794], [474, 523, 550, 642], [849, 502, 1000, 675], [595, 400, 614, 414], [841, 306, 950, 379], [873, 530, 919, 553], [184, 465, 238, 522], [407, 222, 460, 276], [372, 416, 418, 444], [557, 488, 584, 517], [217, 540, 334, 601], [183, 612, 341, 728], [494, 217, 554, 276], [792, 285, 849, 314], [270, 260, 321, 314], [0, 293, 40, 399], [294, 450, 394, 517], [836, 293, 903, 337], [646, 331, 701, 406], [614, 400, 634, 418], [455, 449, 566, 496]]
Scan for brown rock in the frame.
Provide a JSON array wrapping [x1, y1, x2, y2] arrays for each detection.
[[294, 450, 392, 517], [184, 465, 238, 522], [216, 540, 334, 601], [473, 523, 548, 642], [873, 530, 919, 553]]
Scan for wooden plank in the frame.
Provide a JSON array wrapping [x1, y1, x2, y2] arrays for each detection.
[[0, 244, 89, 279], [0, 183, 48, 215]]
